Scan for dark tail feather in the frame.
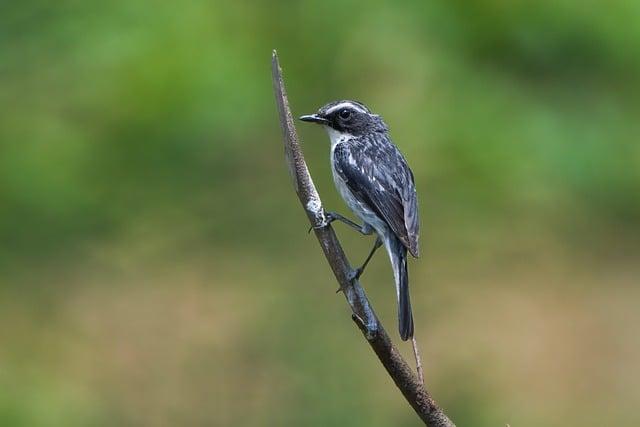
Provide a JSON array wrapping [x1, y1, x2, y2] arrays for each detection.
[[397, 246, 414, 341]]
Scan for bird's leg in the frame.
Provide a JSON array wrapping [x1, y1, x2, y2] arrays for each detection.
[[347, 236, 383, 282], [309, 211, 372, 235]]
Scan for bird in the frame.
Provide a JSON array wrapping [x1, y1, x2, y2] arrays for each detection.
[[299, 100, 420, 341]]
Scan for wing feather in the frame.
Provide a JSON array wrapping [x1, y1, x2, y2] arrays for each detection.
[[334, 136, 420, 256]]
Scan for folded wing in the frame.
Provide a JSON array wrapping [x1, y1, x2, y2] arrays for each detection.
[[333, 136, 419, 257]]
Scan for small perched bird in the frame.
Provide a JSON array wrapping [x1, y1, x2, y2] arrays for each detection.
[[300, 100, 420, 341]]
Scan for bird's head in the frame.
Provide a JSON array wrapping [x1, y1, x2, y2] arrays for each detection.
[[299, 100, 388, 136]]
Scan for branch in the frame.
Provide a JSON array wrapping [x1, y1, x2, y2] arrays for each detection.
[[271, 50, 455, 427], [412, 337, 425, 385]]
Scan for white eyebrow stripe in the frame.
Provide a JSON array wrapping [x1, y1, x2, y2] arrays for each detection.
[[325, 102, 367, 115]]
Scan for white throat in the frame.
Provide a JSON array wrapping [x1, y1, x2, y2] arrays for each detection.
[[324, 126, 354, 149]]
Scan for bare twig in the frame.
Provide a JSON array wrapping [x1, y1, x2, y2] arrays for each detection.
[[271, 50, 455, 427], [412, 336, 425, 385]]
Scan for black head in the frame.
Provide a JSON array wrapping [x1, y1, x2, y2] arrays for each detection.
[[299, 100, 388, 135]]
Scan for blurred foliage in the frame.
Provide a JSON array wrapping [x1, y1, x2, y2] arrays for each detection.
[[0, 0, 639, 426]]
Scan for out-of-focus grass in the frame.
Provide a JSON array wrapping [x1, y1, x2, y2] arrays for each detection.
[[1, 245, 639, 426], [1, 0, 639, 425]]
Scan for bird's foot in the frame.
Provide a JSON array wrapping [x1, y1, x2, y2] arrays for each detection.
[[335, 267, 362, 294], [307, 212, 336, 233], [346, 267, 363, 282]]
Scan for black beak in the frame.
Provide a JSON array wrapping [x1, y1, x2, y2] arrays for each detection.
[[299, 114, 329, 125]]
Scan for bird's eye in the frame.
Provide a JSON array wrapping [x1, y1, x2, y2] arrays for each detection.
[[339, 109, 351, 120]]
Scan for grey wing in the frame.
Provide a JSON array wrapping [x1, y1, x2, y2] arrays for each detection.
[[403, 168, 420, 257], [334, 140, 420, 257]]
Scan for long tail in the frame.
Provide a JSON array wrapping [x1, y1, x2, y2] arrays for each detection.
[[386, 237, 414, 341]]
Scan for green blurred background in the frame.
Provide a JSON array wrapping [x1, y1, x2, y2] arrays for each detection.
[[1, 0, 639, 426]]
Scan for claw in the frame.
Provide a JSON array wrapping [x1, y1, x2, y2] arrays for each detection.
[[307, 213, 335, 233], [308, 221, 328, 233], [346, 267, 363, 282], [335, 267, 362, 293]]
